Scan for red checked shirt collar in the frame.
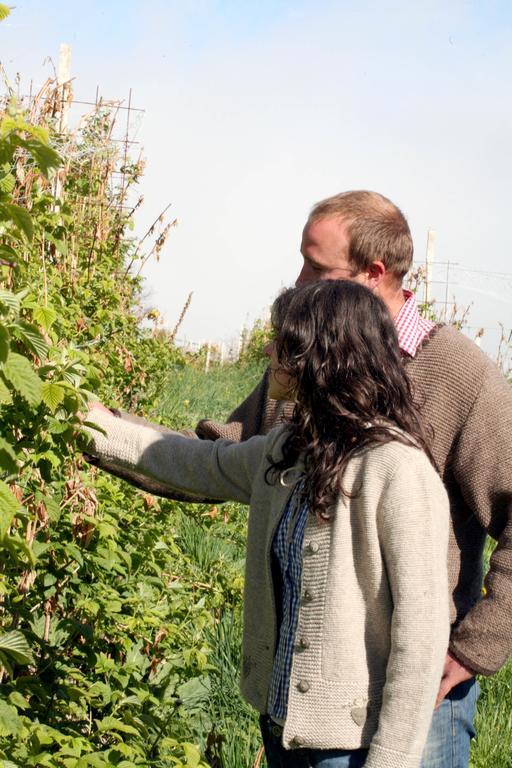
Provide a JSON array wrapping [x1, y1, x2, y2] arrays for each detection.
[[394, 290, 436, 357]]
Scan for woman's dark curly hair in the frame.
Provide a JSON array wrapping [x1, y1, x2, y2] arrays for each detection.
[[266, 280, 434, 519]]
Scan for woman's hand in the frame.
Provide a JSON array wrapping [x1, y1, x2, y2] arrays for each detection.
[[77, 401, 112, 426], [79, 402, 114, 460], [87, 402, 113, 417]]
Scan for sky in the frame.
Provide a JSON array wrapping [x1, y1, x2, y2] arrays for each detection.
[[1, 0, 512, 357]]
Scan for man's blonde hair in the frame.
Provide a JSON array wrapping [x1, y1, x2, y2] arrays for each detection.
[[309, 190, 413, 280]]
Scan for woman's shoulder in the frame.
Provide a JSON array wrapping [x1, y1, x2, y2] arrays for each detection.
[[356, 438, 440, 487], [370, 440, 447, 505]]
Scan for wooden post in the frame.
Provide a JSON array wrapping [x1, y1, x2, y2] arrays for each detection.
[[204, 342, 211, 373], [57, 43, 72, 133], [424, 229, 436, 305], [443, 260, 451, 322], [54, 44, 72, 205], [237, 326, 245, 361]]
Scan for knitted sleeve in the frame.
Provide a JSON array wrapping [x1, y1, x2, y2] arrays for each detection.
[[365, 450, 450, 768], [83, 371, 271, 500], [195, 369, 270, 441], [84, 410, 209, 502], [448, 363, 512, 675], [84, 408, 270, 505]]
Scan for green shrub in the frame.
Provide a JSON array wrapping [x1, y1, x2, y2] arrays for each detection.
[[0, 90, 207, 767], [238, 319, 273, 366]]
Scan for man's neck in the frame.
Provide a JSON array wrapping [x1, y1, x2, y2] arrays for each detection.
[[380, 287, 407, 320]]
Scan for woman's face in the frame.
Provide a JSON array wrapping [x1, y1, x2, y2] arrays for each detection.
[[264, 342, 295, 401]]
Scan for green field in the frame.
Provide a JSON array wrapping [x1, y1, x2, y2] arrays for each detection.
[[155, 361, 512, 768]]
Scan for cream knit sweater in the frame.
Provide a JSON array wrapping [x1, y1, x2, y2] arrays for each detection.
[[85, 411, 449, 768]]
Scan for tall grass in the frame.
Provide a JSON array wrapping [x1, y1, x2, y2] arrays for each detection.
[[156, 362, 267, 766], [168, 498, 264, 766], [471, 541, 512, 767], [155, 361, 266, 430], [158, 361, 512, 768]]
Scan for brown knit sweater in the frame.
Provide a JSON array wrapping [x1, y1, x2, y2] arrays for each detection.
[[93, 325, 512, 677]]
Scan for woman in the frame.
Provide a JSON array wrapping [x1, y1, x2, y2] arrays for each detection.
[[85, 280, 449, 768]]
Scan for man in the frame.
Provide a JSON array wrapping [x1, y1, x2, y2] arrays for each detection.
[[93, 190, 512, 767]]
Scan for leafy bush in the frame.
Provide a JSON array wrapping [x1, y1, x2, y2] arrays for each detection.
[[0, 88, 211, 767], [238, 319, 273, 366]]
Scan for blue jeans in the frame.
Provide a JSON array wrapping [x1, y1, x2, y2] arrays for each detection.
[[421, 677, 479, 768], [260, 715, 368, 767], [260, 679, 479, 767]]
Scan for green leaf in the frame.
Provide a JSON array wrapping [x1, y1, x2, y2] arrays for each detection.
[[0, 479, 22, 538], [8, 691, 30, 710], [42, 493, 62, 522], [183, 743, 201, 767], [0, 377, 12, 405], [79, 755, 114, 768], [23, 140, 61, 177], [0, 436, 17, 473], [0, 114, 17, 140], [2, 531, 36, 567], [0, 630, 33, 665], [0, 172, 15, 195], [0, 288, 20, 313], [0, 652, 13, 678], [2, 352, 43, 406], [46, 233, 68, 256], [0, 243, 17, 262], [0, 4, 10, 22], [41, 381, 65, 412], [0, 700, 22, 738], [176, 675, 211, 706], [34, 448, 60, 468], [33, 305, 57, 332], [46, 416, 69, 435], [0, 203, 34, 241], [95, 716, 139, 736], [11, 320, 49, 359], [0, 323, 10, 362]]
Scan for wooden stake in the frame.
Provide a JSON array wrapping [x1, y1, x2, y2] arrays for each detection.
[[57, 43, 72, 133], [424, 229, 436, 305]]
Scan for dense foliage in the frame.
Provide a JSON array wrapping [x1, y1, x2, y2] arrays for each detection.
[[0, 87, 233, 767]]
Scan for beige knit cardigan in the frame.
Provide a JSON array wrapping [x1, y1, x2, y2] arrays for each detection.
[[86, 410, 449, 768], [93, 324, 512, 677]]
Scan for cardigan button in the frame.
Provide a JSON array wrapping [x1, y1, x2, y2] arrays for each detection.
[[298, 637, 310, 650], [297, 679, 310, 693], [302, 589, 314, 603], [290, 736, 304, 747], [306, 541, 319, 554]]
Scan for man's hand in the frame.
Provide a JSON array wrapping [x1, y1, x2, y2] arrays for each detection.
[[435, 651, 474, 708]]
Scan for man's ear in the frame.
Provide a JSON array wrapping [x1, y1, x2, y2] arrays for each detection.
[[365, 260, 386, 289]]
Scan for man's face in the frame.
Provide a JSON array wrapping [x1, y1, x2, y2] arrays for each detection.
[[296, 216, 366, 286], [264, 342, 295, 400]]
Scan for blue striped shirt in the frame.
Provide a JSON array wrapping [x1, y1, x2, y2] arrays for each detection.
[[267, 477, 310, 721]]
